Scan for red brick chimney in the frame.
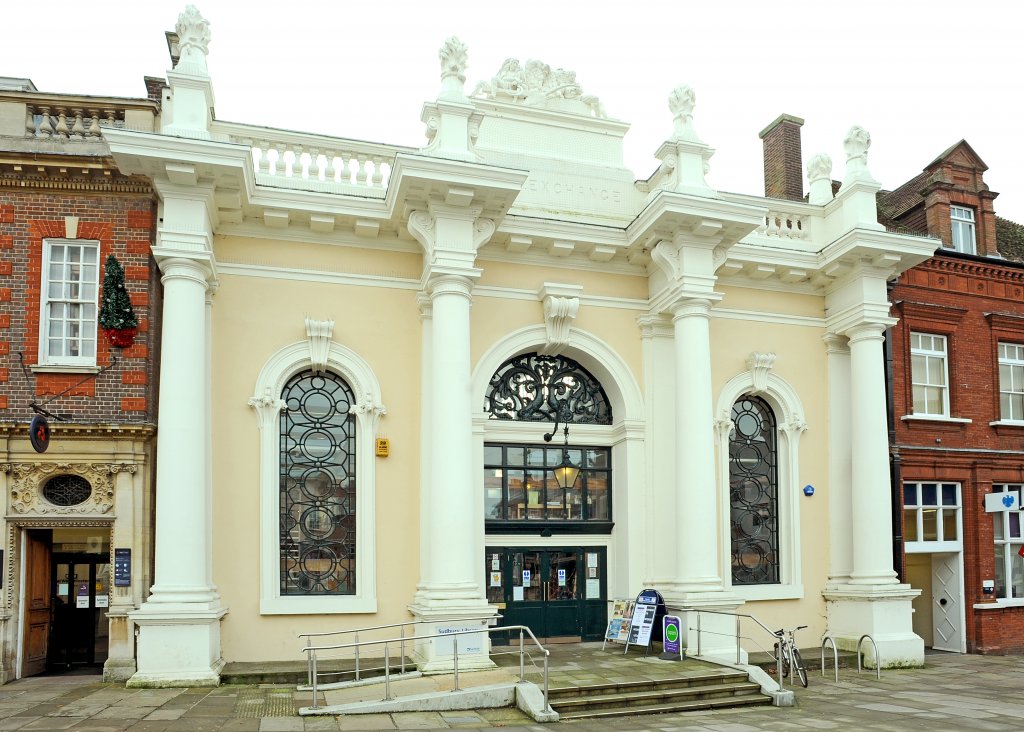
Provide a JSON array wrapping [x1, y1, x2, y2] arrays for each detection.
[[759, 114, 804, 201]]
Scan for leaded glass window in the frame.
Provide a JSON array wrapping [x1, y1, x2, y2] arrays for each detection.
[[280, 371, 356, 595], [484, 353, 612, 424], [729, 396, 779, 585]]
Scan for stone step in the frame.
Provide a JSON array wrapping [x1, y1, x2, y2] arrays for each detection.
[[551, 680, 765, 712], [556, 693, 771, 720], [548, 670, 749, 700]]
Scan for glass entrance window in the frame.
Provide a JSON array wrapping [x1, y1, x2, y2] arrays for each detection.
[[484, 443, 611, 529], [992, 485, 1024, 599], [904, 482, 961, 547], [546, 552, 578, 601], [511, 551, 542, 602]]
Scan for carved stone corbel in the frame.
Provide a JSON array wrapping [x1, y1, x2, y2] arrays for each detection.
[[537, 282, 583, 355], [305, 317, 335, 374], [745, 352, 777, 394], [650, 239, 680, 281], [348, 394, 387, 419], [248, 387, 288, 426]]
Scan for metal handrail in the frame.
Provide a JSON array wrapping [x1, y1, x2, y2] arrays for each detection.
[[820, 635, 839, 683], [856, 634, 881, 680], [302, 624, 550, 712], [298, 615, 498, 687], [667, 605, 799, 690]]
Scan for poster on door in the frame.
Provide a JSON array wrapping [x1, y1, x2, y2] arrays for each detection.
[[76, 583, 90, 609]]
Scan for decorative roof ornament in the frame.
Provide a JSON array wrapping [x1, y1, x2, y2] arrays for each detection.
[[174, 5, 211, 76], [471, 58, 606, 118], [438, 36, 469, 101], [807, 153, 834, 205], [668, 85, 699, 142], [842, 125, 876, 185]]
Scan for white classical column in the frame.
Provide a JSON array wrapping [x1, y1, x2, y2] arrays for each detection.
[[128, 256, 224, 687], [847, 323, 898, 584], [823, 332, 853, 584], [672, 298, 723, 593], [424, 273, 481, 599], [150, 258, 216, 601]]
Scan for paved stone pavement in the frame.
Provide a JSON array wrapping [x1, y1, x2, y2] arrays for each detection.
[[0, 649, 1022, 730]]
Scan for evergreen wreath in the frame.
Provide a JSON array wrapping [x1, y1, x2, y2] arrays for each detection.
[[98, 254, 139, 332]]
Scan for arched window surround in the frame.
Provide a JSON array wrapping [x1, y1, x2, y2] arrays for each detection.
[[250, 341, 385, 614], [715, 357, 807, 601]]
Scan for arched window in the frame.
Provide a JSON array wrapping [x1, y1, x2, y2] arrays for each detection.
[[280, 371, 356, 595], [729, 396, 780, 585], [485, 352, 612, 424]]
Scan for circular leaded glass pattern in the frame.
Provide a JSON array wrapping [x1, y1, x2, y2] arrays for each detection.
[[728, 396, 779, 586], [42, 475, 92, 506], [280, 370, 357, 596]]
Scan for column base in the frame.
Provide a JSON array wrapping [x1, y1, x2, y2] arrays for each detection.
[[823, 582, 924, 668], [407, 597, 498, 674], [658, 589, 746, 663], [126, 601, 228, 687]]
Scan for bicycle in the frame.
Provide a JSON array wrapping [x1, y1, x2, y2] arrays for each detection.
[[773, 625, 808, 688]]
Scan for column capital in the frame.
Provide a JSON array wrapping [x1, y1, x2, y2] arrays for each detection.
[[822, 331, 850, 354], [670, 296, 719, 321], [637, 313, 674, 339], [845, 320, 893, 344], [427, 269, 479, 302], [158, 256, 213, 288]]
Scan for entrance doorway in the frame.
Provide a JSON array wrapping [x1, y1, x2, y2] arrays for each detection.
[[20, 527, 111, 677], [906, 552, 965, 653], [486, 546, 606, 641]]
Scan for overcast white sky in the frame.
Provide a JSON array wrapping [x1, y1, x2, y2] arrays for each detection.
[[5, 1, 1023, 222]]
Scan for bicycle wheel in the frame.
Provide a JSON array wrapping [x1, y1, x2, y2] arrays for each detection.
[[792, 648, 808, 688], [775, 642, 790, 678]]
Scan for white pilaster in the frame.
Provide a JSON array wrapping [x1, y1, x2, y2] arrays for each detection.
[[127, 256, 225, 687], [823, 333, 852, 585], [103, 466, 139, 682]]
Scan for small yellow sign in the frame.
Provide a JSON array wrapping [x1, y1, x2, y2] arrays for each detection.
[[375, 438, 390, 457]]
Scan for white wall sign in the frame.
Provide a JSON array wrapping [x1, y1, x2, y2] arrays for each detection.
[[985, 490, 1020, 512], [435, 626, 484, 655]]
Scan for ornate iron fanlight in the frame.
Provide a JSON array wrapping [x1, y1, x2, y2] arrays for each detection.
[[485, 353, 611, 424]]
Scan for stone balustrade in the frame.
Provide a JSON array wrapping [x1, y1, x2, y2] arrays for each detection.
[[213, 120, 415, 194], [721, 192, 820, 248], [0, 94, 158, 138]]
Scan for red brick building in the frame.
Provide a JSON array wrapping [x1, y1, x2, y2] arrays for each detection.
[[0, 78, 162, 681], [882, 141, 1024, 654]]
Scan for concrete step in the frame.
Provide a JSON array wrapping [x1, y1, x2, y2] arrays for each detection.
[[548, 672, 772, 720], [557, 693, 771, 720], [548, 670, 749, 700]]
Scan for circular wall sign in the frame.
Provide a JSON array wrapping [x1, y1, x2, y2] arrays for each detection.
[[29, 414, 50, 453]]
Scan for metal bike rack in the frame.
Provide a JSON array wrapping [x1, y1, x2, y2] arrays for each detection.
[[856, 634, 881, 680], [820, 635, 839, 683]]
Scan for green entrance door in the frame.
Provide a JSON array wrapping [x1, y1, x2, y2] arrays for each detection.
[[486, 547, 606, 641]]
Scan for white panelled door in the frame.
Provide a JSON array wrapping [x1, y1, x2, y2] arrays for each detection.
[[931, 553, 964, 653]]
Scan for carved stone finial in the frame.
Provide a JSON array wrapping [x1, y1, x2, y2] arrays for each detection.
[[305, 318, 335, 374], [470, 57, 606, 118], [438, 36, 469, 101], [807, 153, 834, 205], [842, 125, 875, 184], [174, 5, 211, 75], [746, 352, 777, 394], [669, 85, 698, 141]]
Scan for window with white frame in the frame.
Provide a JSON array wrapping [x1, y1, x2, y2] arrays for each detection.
[[40, 239, 100, 365], [903, 482, 960, 548], [910, 332, 949, 416], [992, 485, 1024, 600], [950, 205, 976, 254], [998, 343, 1024, 421]]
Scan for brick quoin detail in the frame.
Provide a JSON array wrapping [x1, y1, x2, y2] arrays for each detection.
[[120, 397, 147, 412], [36, 373, 96, 398], [0, 288, 11, 302], [0, 314, 10, 328], [0, 261, 12, 276], [121, 370, 148, 385], [0, 234, 13, 249], [0, 342, 9, 355], [126, 210, 153, 229], [0, 396, 7, 409], [0, 204, 13, 223]]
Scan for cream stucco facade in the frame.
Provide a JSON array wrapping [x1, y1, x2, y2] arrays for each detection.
[[100, 6, 941, 685]]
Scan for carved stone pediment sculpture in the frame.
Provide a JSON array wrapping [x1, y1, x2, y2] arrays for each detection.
[[472, 58, 607, 118], [6, 462, 124, 515]]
